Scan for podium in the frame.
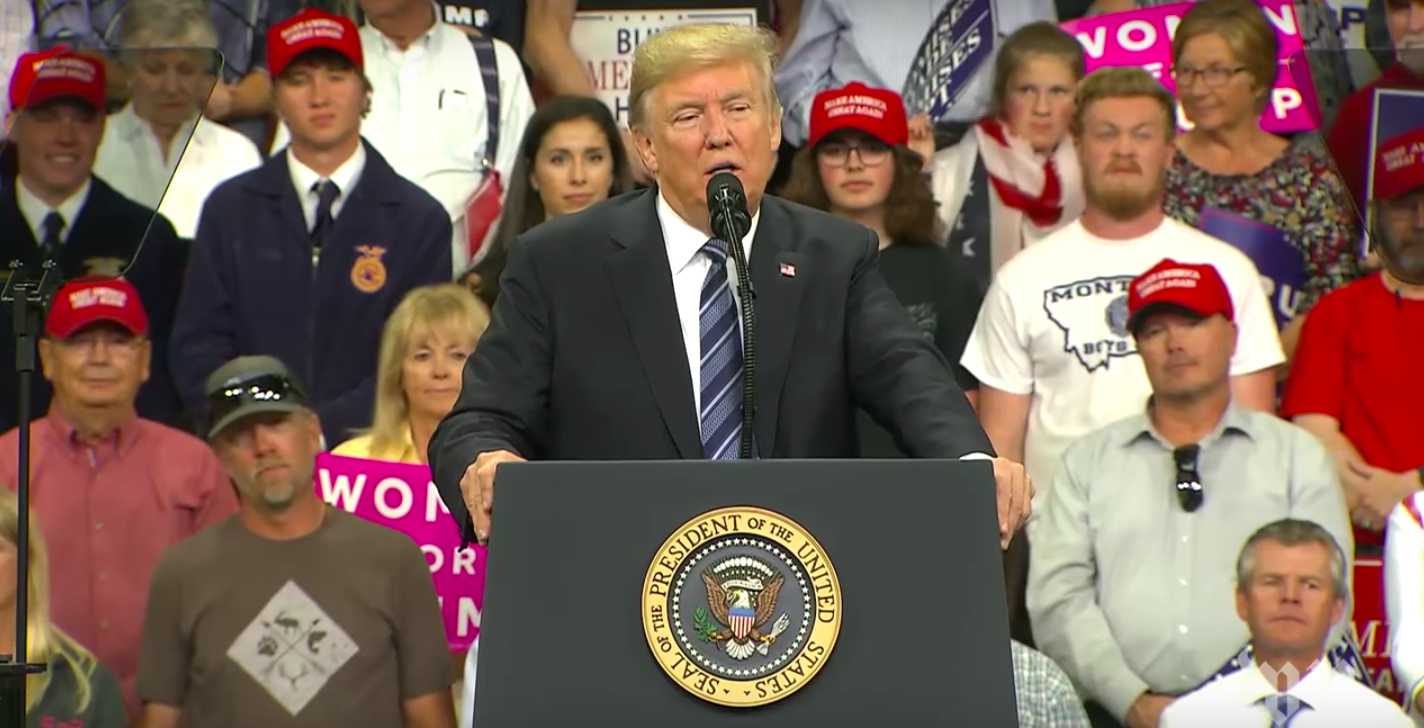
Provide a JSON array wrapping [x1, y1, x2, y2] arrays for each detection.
[[471, 459, 1020, 727]]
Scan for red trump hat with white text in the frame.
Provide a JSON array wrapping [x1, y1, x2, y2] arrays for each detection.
[[267, 8, 364, 78], [46, 278, 149, 339], [808, 82, 908, 148], [1373, 127, 1424, 201], [1126, 259, 1234, 333], [8, 47, 106, 114]]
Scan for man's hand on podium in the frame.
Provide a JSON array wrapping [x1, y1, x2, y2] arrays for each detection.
[[992, 457, 1033, 550], [463, 449, 526, 545]]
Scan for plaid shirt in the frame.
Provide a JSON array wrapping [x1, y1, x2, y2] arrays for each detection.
[[1012, 640, 1092, 728]]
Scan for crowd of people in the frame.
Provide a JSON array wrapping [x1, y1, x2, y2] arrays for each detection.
[[0, 0, 1420, 726]]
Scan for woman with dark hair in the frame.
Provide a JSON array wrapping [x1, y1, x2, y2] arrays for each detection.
[[781, 81, 984, 417], [465, 95, 634, 307]]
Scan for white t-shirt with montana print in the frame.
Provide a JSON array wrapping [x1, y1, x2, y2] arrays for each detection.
[[959, 217, 1285, 502]]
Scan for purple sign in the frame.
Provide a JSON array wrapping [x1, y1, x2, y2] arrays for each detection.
[[315, 453, 485, 650], [1199, 208, 1304, 329], [1058, 1, 1319, 134]]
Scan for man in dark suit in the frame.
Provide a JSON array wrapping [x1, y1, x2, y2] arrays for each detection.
[[1, 47, 188, 429], [169, 9, 453, 446], [429, 22, 1031, 549]]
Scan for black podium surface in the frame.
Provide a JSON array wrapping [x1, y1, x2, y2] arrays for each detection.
[[472, 459, 1019, 727]]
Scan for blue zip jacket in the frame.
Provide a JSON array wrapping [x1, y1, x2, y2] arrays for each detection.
[[171, 140, 453, 444]]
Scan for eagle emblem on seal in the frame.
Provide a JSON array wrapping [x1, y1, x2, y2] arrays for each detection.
[[694, 556, 792, 660]]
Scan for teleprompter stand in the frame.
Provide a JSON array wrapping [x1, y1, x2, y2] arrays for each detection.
[[471, 459, 1020, 727], [0, 254, 60, 727]]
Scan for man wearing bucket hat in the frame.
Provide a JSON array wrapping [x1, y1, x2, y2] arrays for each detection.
[[0, 46, 189, 431], [135, 354, 456, 727]]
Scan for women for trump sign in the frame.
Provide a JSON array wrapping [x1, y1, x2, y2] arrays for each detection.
[[315, 454, 485, 651], [1058, 0, 1320, 134]]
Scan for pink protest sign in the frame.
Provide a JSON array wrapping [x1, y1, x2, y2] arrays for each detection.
[[315, 453, 485, 651], [1059, 0, 1319, 134]]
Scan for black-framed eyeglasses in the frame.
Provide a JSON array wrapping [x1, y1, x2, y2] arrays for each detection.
[[816, 142, 892, 168], [1173, 444, 1203, 513], [1169, 65, 1248, 88], [207, 374, 307, 427]]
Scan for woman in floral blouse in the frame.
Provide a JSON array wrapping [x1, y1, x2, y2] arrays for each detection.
[[1164, 0, 1360, 361]]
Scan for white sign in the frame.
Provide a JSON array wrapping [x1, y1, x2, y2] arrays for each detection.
[[571, 9, 759, 125]]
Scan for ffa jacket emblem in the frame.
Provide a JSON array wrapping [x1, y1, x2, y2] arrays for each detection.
[[350, 245, 387, 293]]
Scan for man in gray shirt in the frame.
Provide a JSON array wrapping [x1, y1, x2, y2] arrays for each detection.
[[1027, 258, 1356, 728]]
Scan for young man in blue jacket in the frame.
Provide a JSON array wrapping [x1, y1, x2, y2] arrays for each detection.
[[171, 8, 453, 446]]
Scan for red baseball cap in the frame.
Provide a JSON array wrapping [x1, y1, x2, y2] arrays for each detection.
[[267, 9, 363, 79], [1373, 127, 1424, 201], [1127, 259, 1235, 333], [808, 82, 908, 148], [46, 278, 148, 339], [8, 48, 106, 114]]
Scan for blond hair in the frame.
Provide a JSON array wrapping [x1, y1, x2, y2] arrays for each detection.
[[1072, 66, 1178, 137], [361, 284, 491, 459], [988, 21, 1087, 119], [1171, 0, 1280, 112], [628, 23, 782, 129], [0, 492, 100, 714]]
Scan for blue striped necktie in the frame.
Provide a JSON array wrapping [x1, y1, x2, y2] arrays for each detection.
[[1260, 694, 1311, 728], [698, 237, 744, 460]]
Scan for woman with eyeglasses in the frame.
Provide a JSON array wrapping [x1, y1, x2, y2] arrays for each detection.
[[1163, 0, 1359, 363], [0, 492, 126, 727], [929, 21, 1087, 293]]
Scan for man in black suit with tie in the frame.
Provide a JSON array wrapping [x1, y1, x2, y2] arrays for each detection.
[[1, 47, 188, 428], [428, 23, 1031, 549]]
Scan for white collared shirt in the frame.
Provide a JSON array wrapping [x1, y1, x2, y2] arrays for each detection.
[[94, 103, 262, 238], [286, 143, 367, 232], [654, 191, 991, 462], [268, 11, 536, 276], [1387, 493, 1424, 725], [655, 190, 759, 420], [1160, 658, 1410, 728], [16, 176, 90, 244]]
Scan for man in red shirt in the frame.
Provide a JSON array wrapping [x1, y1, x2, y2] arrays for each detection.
[[0, 278, 239, 720], [1326, 0, 1424, 210], [1283, 126, 1424, 553]]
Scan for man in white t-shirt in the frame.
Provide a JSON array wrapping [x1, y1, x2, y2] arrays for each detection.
[[1161, 519, 1408, 728], [960, 66, 1284, 501]]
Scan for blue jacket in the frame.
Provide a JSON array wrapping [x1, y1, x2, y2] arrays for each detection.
[[171, 140, 453, 444]]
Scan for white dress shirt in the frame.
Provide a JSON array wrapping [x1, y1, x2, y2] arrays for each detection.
[[16, 176, 90, 245], [1387, 492, 1424, 725], [286, 143, 367, 232], [269, 15, 536, 276], [1160, 658, 1411, 728], [653, 190, 990, 460], [95, 104, 262, 238]]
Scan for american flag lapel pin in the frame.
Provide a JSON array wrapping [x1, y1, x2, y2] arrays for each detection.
[[779, 262, 796, 277]]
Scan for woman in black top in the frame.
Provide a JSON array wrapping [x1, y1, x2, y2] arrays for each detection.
[[0, 493, 125, 727], [781, 81, 984, 453]]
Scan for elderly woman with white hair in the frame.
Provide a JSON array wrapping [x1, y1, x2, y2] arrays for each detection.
[[94, 0, 262, 239]]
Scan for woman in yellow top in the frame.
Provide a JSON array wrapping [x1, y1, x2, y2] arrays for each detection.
[[333, 283, 491, 464]]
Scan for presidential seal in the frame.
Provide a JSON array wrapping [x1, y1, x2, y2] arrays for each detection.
[[641, 506, 842, 708]]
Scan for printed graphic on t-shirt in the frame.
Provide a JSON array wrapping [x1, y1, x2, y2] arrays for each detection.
[[905, 303, 939, 341], [1041, 274, 1137, 372], [227, 581, 359, 715]]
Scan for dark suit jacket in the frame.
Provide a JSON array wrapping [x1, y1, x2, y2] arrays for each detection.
[[429, 189, 993, 543], [170, 140, 453, 445], [0, 175, 187, 429]]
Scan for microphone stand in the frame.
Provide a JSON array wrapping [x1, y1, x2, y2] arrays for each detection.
[[710, 192, 757, 460], [0, 253, 58, 726]]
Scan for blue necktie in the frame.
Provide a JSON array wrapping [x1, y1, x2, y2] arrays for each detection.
[[699, 237, 744, 460], [1260, 694, 1311, 728]]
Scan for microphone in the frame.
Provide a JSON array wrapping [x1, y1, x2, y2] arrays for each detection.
[[706, 172, 757, 460]]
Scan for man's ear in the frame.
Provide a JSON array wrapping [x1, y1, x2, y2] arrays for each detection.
[[631, 124, 659, 175], [36, 337, 54, 381]]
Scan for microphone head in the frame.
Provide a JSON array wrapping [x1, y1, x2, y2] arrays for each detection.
[[707, 171, 751, 242]]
